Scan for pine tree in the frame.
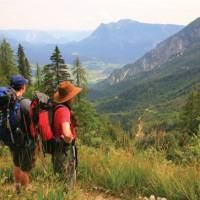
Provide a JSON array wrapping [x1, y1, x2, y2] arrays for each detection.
[[0, 39, 17, 82], [41, 65, 54, 96], [0, 63, 8, 85], [181, 88, 200, 135], [35, 63, 41, 90], [72, 57, 87, 101], [72, 57, 87, 87], [17, 44, 31, 83], [49, 46, 71, 87], [24, 57, 32, 84]]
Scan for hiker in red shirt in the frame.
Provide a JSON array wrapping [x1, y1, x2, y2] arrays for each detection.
[[52, 81, 82, 175]]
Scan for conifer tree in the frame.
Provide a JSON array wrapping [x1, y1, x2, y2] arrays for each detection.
[[35, 63, 41, 90], [72, 57, 87, 87], [0, 39, 17, 82], [24, 57, 32, 83], [50, 46, 71, 87], [17, 44, 31, 83], [41, 65, 54, 96], [181, 88, 200, 135], [72, 57, 87, 101]]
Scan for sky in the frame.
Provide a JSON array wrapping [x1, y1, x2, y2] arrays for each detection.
[[0, 0, 200, 30]]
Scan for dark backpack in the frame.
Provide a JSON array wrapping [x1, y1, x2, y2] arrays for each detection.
[[0, 87, 21, 145]]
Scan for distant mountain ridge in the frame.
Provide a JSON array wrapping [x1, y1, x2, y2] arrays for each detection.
[[61, 19, 183, 64], [0, 30, 92, 44], [104, 17, 200, 85], [0, 19, 183, 65]]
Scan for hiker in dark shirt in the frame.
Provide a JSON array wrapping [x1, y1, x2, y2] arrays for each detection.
[[9, 75, 36, 191]]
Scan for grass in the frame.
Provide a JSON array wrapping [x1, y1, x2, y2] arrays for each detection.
[[0, 145, 92, 200], [78, 145, 200, 200], [1, 143, 200, 200]]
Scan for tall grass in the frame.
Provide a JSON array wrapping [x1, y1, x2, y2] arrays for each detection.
[[78, 145, 200, 200], [0, 148, 91, 200], [1, 144, 200, 199]]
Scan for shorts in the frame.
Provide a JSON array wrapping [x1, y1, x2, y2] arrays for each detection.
[[9, 139, 36, 172]]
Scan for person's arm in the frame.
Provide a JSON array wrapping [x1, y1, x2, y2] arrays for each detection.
[[61, 122, 74, 144]]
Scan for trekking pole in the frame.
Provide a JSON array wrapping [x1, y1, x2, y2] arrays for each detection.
[[72, 139, 78, 184]]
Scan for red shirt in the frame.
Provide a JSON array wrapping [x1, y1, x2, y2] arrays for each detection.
[[53, 106, 76, 138]]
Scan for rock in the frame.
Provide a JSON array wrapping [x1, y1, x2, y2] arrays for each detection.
[[149, 195, 156, 200]]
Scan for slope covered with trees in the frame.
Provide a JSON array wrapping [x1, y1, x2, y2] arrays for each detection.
[[89, 18, 200, 130]]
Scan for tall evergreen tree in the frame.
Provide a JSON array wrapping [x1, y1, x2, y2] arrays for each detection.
[[35, 63, 41, 90], [72, 57, 87, 87], [181, 88, 200, 135], [72, 57, 87, 101], [50, 46, 71, 87], [17, 44, 31, 83], [0, 39, 17, 83], [41, 65, 54, 96], [24, 57, 32, 83]]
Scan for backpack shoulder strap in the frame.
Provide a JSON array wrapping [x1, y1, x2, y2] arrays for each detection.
[[49, 105, 67, 137]]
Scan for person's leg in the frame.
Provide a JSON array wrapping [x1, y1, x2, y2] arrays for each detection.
[[52, 141, 68, 175], [10, 146, 22, 191], [19, 142, 36, 189], [20, 171, 30, 188], [13, 166, 22, 184], [13, 167, 29, 190]]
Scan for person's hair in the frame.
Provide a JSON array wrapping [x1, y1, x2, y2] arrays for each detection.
[[12, 85, 24, 91]]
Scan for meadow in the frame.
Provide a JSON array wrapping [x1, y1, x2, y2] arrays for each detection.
[[1, 140, 200, 200]]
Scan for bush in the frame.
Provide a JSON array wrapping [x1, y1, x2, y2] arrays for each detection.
[[135, 132, 180, 162]]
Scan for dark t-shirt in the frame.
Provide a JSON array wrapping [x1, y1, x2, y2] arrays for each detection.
[[18, 96, 31, 133]]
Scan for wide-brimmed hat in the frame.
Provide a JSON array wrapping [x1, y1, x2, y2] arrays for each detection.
[[53, 81, 82, 103]]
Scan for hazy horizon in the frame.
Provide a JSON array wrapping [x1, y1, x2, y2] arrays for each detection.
[[0, 0, 199, 31]]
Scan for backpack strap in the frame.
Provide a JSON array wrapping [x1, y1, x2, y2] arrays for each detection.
[[50, 105, 67, 138], [16, 97, 28, 128]]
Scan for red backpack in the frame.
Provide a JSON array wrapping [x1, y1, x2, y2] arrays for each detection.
[[30, 92, 56, 141]]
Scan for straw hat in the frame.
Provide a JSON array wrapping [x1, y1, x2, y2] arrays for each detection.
[[53, 81, 82, 103]]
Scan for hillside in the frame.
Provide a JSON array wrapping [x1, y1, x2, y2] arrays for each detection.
[[89, 18, 200, 130], [102, 17, 200, 85], [94, 44, 200, 111]]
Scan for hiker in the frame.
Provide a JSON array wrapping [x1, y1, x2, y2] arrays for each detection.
[[51, 81, 82, 176], [9, 75, 36, 191]]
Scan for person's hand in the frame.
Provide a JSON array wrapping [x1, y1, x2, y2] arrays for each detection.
[[61, 134, 74, 144]]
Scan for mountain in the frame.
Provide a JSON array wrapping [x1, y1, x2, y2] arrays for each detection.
[[103, 17, 200, 85], [0, 20, 183, 65], [0, 30, 91, 44], [61, 19, 183, 64], [89, 17, 200, 130]]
